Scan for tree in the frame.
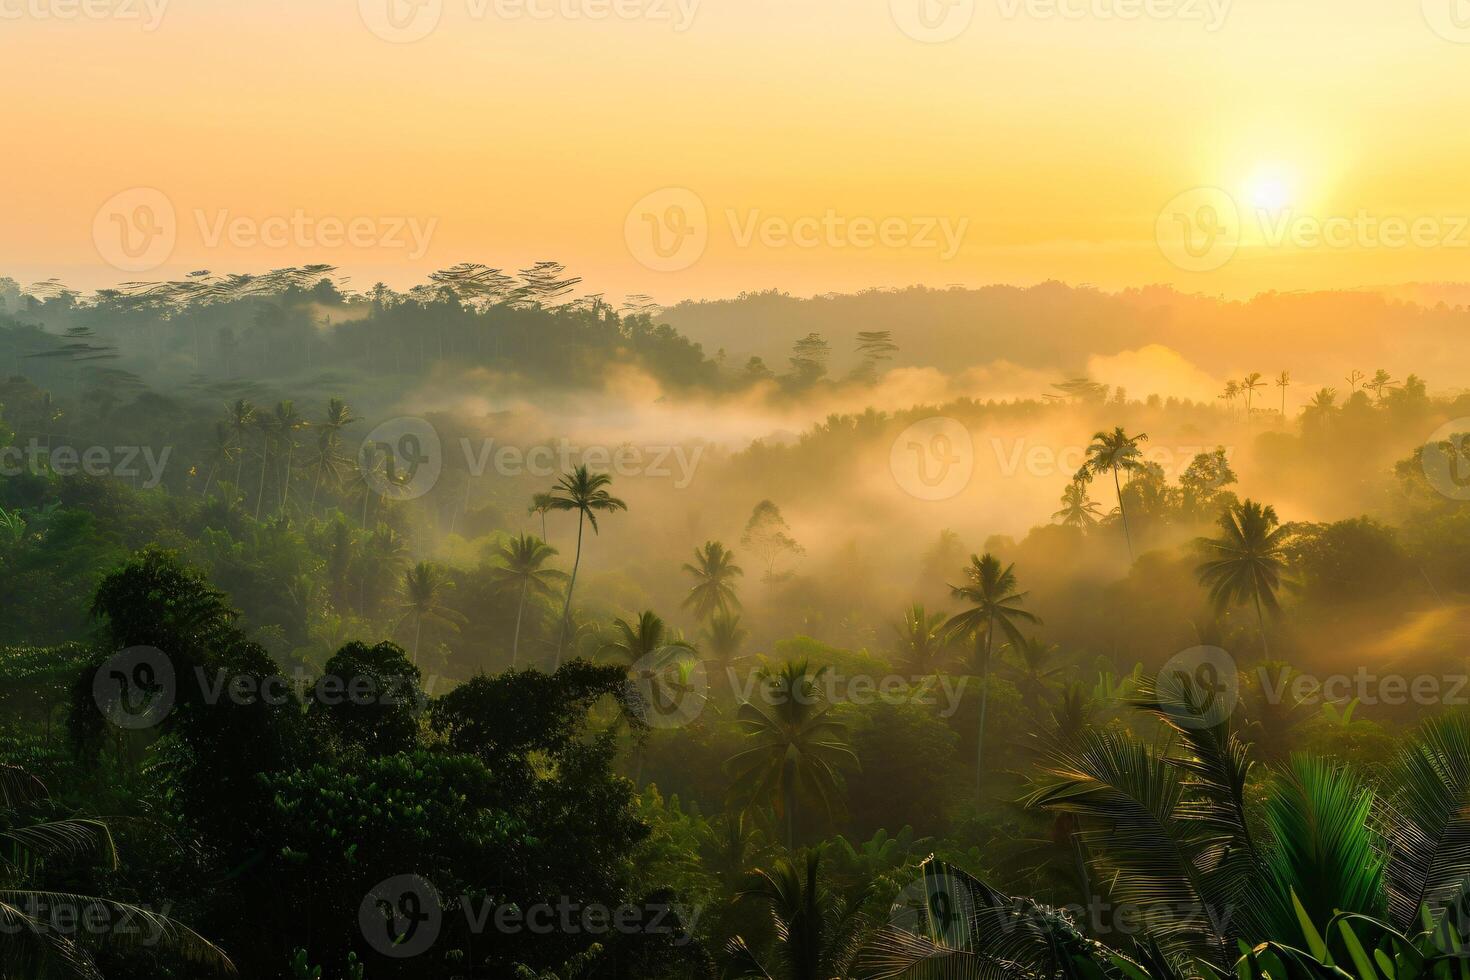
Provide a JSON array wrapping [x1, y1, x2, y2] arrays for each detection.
[[726, 661, 858, 848], [252, 410, 277, 520], [1368, 368, 1398, 403], [545, 466, 627, 663], [702, 610, 748, 676], [487, 533, 565, 667], [1052, 480, 1103, 530], [725, 851, 871, 980], [271, 400, 307, 515], [1241, 372, 1264, 416], [1075, 426, 1149, 560], [1221, 380, 1240, 419], [892, 603, 953, 676], [1275, 370, 1291, 418], [1195, 499, 1291, 655], [681, 540, 743, 621], [787, 332, 830, 386], [598, 610, 698, 780], [199, 421, 238, 499], [306, 397, 357, 513], [1345, 368, 1366, 393], [1008, 634, 1062, 717], [397, 561, 467, 662], [852, 330, 898, 383], [741, 500, 805, 581], [528, 491, 555, 540], [945, 554, 1039, 798], [225, 399, 256, 490]]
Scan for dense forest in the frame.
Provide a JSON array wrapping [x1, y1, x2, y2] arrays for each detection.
[[3, 267, 1470, 979]]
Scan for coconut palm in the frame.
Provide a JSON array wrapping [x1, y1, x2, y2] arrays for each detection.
[[306, 398, 358, 513], [487, 533, 565, 668], [0, 764, 235, 978], [271, 400, 307, 515], [945, 554, 1040, 798], [702, 610, 749, 676], [1009, 634, 1062, 715], [396, 561, 466, 662], [225, 399, 256, 490], [725, 850, 871, 980], [726, 660, 858, 849], [545, 467, 627, 662], [251, 411, 277, 520], [1195, 499, 1291, 655], [1052, 480, 1103, 530], [1075, 426, 1149, 560], [1275, 370, 1291, 418], [682, 540, 743, 621], [1221, 380, 1240, 420], [892, 603, 953, 676], [528, 491, 555, 540], [599, 610, 699, 779], [1241, 372, 1264, 416], [199, 421, 238, 499]]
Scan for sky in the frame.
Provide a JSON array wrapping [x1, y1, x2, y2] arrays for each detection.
[[4, 0, 1470, 303]]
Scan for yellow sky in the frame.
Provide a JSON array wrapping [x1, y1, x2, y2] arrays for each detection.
[[4, 0, 1469, 302]]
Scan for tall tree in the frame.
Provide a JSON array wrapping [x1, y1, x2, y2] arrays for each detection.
[[741, 500, 805, 581], [1195, 499, 1291, 655], [225, 398, 255, 490], [945, 554, 1039, 798], [893, 602, 953, 676], [272, 400, 307, 515], [487, 533, 565, 668], [1240, 372, 1264, 416], [545, 466, 627, 662], [396, 561, 466, 662], [1275, 370, 1291, 419], [726, 661, 858, 849], [1076, 427, 1149, 560], [682, 540, 743, 621], [725, 851, 871, 980]]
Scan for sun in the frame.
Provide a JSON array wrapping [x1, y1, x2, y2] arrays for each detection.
[[1245, 167, 1297, 214]]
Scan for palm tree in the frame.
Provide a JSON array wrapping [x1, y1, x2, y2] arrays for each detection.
[[528, 491, 555, 540], [545, 467, 627, 662], [0, 764, 236, 977], [1075, 426, 1149, 560], [1221, 380, 1240, 420], [1195, 499, 1290, 655], [225, 399, 255, 490], [199, 421, 238, 499], [892, 603, 952, 676], [251, 410, 276, 520], [1368, 368, 1397, 403], [702, 610, 749, 677], [1009, 634, 1062, 715], [396, 561, 466, 662], [726, 851, 871, 980], [487, 533, 565, 668], [726, 661, 858, 849], [945, 554, 1039, 798], [271, 400, 307, 515], [307, 398, 358, 513], [1345, 368, 1366, 393], [1275, 370, 1291, 419], [599, 610, 699, 778], [1052, 480, 1103, 530], [1240, 372, 1264, 416], [682, 540, 743, 621]]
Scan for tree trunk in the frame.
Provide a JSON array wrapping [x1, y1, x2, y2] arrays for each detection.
[[1112, 464, 1134, 561], [555, 511, 586, 665], [255, 446, 270, 520], [512, 578, 528, 668], [413, 616, 422, 664], [975, 615, 994, 801], [1253, 591, 1270, 657]]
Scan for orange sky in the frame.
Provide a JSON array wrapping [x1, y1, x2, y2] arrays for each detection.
[[4, 0, 1470, 302]]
